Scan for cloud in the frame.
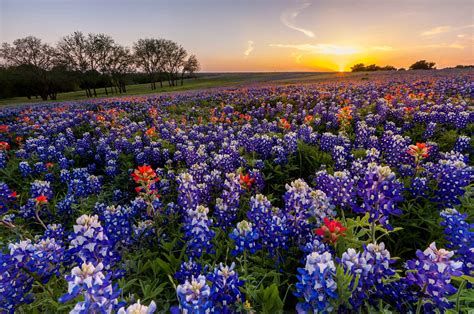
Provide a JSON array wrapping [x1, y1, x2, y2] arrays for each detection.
[[291, 52, 303, 63], [244, 40, 254, 58], [421, 24, 474, 36], [370, 46, 394, 51], [280, 1, 315, 38], [421, 26, 452, 36], [270, 43, 360, 55]]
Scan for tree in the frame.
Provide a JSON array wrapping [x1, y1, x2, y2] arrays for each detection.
[[105, 45, 134, 93], [409, 60, 436, 70], [181, 54, 200, 85], [163, 40, 187, 86], [0, 36, 58, 100], [133, 38, 166, 90], [350, 63, 366, 72], [57, 31, 92, 97]]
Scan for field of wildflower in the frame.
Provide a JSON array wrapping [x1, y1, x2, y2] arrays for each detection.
[[0, 70, 473, 313]]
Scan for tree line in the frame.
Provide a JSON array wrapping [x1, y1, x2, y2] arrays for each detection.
[[0, 32, 200, 100], [351, 60, 440, 72]]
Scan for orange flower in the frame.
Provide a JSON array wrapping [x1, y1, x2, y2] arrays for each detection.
[[0, 142, 10, 150], [0, 125, 8, 133], [304, 115, 314, 124], [35, 195, 48, 205], [279, 118, 291, 130], [315, 218, 347, 244], [132, 165, 158, 184], [46, 162, 54, 169], [407, 143, 430, 160], [239, 173, 255, 189], [145, 127, 156, 137]]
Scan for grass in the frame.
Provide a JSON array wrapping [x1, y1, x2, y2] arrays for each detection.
[[1, 69, 465, 106], [0, 72, 349, 106]]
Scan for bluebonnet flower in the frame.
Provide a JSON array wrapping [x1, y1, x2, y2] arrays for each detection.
[[247, 194, 289, 257], [214, 172, 243, 229], [208, 262, 244, 312], [183, 205, 215, 258], [427, 152, 473, 206], [99, 204, 133, 247], [0, 182, 17, 217], [314, 170, 356, 209], [19, 161, 33, 177], [340, 242, 395, 309], [423, 122, 437, 139], [176, 275, 212, 313], [405, 242, 463, 312], [118, 300, 157, 314], [453, 135, 471, 153], [295, 250, 337, 313], [177, 172, 202, 211], [229, 220, 260, 256], [332, 145, 352, 170], [30, 180, 53, 199], [68, 214, 120, 270], [409, 177, 429, 198], [133, 220, 155, 243], [0, 233, 65, 312], [353, 164, 403, 229], [175, 259, 203, 284], [59, 262, 124, 313], [440, 208, 473, 277]]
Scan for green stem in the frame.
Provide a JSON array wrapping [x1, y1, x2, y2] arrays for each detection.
[[415, 284, 427, 314], [456, 280, 466, 312], [370, 221, 376, 243]]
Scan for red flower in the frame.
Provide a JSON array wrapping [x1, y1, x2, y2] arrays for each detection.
[[0, 142, 10, 150], [35, 195, 48, 205], [279, 118, 291, 130], [132, 165, 159, 184], [407, 143, 430, 160], [315, 217, 347, 244], [239, 173, 255, 189], [145, 127, 156, 137], [10, 191, 17, 198]]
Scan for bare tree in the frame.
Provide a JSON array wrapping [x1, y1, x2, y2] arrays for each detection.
[[57, 31, 92, 96], [181, 54, 200, 85], [105, 45, 134, 93], [133, 38, 166, 90], [0, 36, 57, 100], [163, 40, 187, 86]]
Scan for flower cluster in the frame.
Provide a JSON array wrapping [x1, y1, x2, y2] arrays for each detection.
[[295, 250, 337, 313], [59, 262, 124, 313], [353, 164, 403, 229], [405, 242, 463, 312], [183, 205, 215, 258]]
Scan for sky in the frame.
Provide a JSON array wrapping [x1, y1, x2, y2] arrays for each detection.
[[1, 0, 473, 72]]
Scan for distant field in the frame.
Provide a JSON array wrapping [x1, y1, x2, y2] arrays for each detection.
[[1, 69, 471, 106]]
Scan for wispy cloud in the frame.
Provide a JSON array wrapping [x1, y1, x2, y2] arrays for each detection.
[[370, 46, 394, 51], [421, 26, 452, 36], [421, 24, 474, 36], [244, 40, 254, 58], [270, 43, 360, 55], [280, 1, 315, 38]]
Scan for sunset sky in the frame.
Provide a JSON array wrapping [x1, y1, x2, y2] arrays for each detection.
[[1, 0, 473, 72]]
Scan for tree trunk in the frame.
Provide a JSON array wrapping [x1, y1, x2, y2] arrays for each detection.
[[181, 72, 184, 86], [104, 87, 108, 96], [93, 88, 97, 97]]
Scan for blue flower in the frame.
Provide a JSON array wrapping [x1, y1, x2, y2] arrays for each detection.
[[405, 242, 463, 312], [176, 275, 212, 313], [229, 220, 260, 256], [208, 262, 244, 312], [59, 262, 124, 313]]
